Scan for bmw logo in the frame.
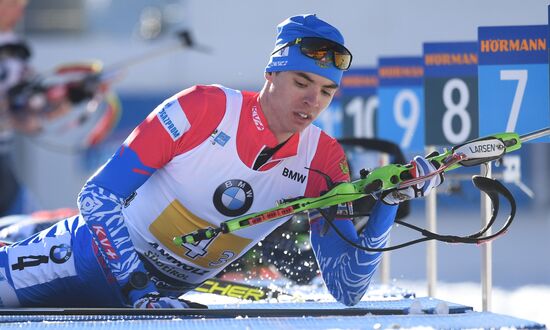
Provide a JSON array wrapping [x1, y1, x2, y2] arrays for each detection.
[[49, 244, 72, 264], [213, 179, 254, 216]]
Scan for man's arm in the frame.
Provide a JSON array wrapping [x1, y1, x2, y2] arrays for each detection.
[[307, 138, 442, 306], [77, 146, 158, 304], [309, 202, 397, 306], [305, 135, 396, 306], [77, 85, 225, 306]]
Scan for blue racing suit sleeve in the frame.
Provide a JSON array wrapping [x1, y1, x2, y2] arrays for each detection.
[[77, 145, 158, 305], [310, 201, 397, 306]]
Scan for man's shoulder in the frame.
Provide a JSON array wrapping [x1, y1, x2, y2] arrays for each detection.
[[176, 85, 257, 109], [177, 84, 227, 100], [173, 85, 228, 118], [313, 128, 342, 150]]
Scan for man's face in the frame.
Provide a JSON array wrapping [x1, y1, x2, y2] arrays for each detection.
[[264, 71, 338, 137]]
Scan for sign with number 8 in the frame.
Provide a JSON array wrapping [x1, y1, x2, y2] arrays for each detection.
[[423, 42, 479, 146]]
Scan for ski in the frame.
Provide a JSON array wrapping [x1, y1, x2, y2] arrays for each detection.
[[194, 278, 287, 301], [0, 297, 473, 321], [0, 306, 408, 319]]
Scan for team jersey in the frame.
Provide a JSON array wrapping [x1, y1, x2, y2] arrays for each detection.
[[121, 85, 344, 286], [80, 85, 358, 299]]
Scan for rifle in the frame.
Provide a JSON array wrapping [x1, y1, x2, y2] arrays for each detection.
[[174, 128, 550, 251]]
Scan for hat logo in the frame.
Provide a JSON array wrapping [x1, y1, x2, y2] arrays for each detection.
[[274, 46, 289, 57]]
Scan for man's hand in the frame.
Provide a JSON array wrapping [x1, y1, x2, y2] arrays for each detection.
[[65, 75, 100, 104], [7, 61, 103, 115], [381, 155, 444, 205], [133, 292, 207, 309]]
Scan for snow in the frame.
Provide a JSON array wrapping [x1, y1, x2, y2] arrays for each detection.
[[395, 280, 550, 327], [385, 200, 550, 326], [185, 277, 549, 327]]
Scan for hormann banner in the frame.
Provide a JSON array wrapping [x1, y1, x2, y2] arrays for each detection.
[[478, 24, 549, 142]]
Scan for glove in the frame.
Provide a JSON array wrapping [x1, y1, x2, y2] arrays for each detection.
[[381, 155, 444, 205], [54, 61, 103, 104], [7, 81, 46, 114], [133, 292, 207, 309], [66, 75, 100, 104]]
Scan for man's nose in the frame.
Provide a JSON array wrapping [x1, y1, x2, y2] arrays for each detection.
[[303, 89, 320, 107]]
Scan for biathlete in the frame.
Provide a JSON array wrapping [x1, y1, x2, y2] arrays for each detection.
[[0, 14, 442, 308]]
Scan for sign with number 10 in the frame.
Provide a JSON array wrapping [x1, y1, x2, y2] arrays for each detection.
[[339, 68, 379, 138], [377, 57, 425, 152], [478, 25, 549, 141]]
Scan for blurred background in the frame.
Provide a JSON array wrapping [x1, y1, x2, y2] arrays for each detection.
[[4, 0, 550, 319]]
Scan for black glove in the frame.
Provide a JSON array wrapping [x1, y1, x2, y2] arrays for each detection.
[[66, 75, 100, 104], [7, 81, 46, 114]]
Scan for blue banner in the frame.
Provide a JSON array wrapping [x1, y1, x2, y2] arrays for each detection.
[[313, 99, 343, 139], [424, 42, 478, 77], [478, 24, 549, 142], [338, 68, 379, 138], [423, 41, 479, 146], [478, 25, 548, 65], [377, 57, 425, 152]]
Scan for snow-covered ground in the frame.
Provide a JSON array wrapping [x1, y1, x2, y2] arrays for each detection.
[[186, 278, 549, 327], [396, 280, 550, 327], [388, 202, 550, 326]]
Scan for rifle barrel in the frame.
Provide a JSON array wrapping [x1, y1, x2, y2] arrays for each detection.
[[519, 127, 550, 143]]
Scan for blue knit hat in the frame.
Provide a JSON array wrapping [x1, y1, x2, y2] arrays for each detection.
[[265, 14, 346, 85]]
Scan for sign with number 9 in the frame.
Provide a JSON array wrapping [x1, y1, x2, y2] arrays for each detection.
[[377, 57, 425, 152]]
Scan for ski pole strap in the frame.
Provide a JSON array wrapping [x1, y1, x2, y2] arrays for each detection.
[[321, 173, 517, 252], [393, 175, 516, 245], [470, 175, 516, 243]]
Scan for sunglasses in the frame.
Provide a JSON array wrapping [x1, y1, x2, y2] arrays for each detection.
[[272, 37, 353, 70]]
